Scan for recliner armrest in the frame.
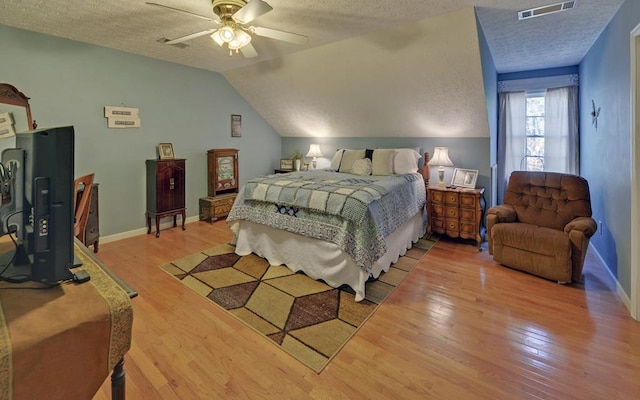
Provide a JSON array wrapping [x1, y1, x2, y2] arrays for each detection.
[[564, 217, 597, 238], [486, 204, 517, 255], [486, 204, 517, 223]]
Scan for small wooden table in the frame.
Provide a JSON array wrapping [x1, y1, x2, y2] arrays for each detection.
[[0, 240, 134, 399]]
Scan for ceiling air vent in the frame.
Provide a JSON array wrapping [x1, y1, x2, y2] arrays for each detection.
[[518, 1, 576, 20]]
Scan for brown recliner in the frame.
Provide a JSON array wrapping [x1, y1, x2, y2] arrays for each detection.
[[487, 171, 597, 283]]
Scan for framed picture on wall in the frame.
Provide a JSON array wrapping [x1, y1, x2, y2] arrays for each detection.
[[158, 143, 175, 160], [451, 168, 478, 188], [231, 114, 242, 137]]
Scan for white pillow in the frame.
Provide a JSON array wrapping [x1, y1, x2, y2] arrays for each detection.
[[393, 148, 421, 174], [351, 158, 372, 176], [371, 149, 395, 175], [329, 149, 345, 170], [339, 149, 366, 173]]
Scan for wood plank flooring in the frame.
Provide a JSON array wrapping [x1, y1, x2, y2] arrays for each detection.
[[92, 220, 640, 399]]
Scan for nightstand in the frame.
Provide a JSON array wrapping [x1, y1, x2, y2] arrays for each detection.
[[274, 169, 294, 174], [426, 185, 485, 251]]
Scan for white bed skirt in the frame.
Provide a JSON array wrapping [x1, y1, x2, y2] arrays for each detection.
[[229, 209, 426, 301]]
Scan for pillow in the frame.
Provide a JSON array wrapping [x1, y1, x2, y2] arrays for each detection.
[[371, 149, 395, 175], [329, 149, 345, 170], [393, 148, 421, 174], [351, 158, 372, 176], [339, 149, 366, 173]]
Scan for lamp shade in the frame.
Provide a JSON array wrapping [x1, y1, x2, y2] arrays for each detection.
[[427, 147, 454, 167], [306, 144, 323, 158]]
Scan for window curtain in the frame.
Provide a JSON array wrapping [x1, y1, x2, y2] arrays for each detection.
[[544, 86, 579, 174], [496, 84, 579, 203], [497, 91, 526, 204]]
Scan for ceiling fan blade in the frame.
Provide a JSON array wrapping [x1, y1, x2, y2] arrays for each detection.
[[233, 0, 273, 24], [145, 2, 219, 23], [165, 29, 218, 45], [251, 26, 308, 44], [240, 43, 258, 58]]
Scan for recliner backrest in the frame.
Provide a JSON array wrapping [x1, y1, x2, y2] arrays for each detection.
[[504, 171, 592, 231]]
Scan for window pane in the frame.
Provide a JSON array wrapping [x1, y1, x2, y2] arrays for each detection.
[[525, 156, 544, 171], [526, 137, 544, 156], [526, 97, 545, 116], [526, 116, 545, 136]]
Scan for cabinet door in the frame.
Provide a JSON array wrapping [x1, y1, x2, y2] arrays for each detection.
[[157, 160, 185, 212], [208, 149, 238, 196]]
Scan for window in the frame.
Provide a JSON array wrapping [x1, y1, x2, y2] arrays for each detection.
[[497, 76, 579, 204], [524, 92, 545, 171]]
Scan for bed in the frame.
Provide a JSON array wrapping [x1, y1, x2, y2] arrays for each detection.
[[227, 148, 430, 301]]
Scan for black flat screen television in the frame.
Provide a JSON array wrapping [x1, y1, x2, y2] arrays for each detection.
[[0, 126, 75, 283]]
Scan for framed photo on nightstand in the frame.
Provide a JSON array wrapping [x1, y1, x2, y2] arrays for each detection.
[[280, 159, 293, 170], [452, 168, 478, 188]]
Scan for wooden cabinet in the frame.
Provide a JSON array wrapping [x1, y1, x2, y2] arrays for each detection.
[[146, 159, 186, 237], [200, 149, 238, 222], [427, 185, 485, 251], [207, 148, 238, 197]]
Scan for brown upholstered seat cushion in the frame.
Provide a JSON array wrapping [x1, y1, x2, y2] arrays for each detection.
[[492, 223, 572, 282]]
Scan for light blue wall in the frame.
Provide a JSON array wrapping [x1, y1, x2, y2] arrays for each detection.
[[579, 0, 639, 296], [281, 137, 491, 192], [0, 24, 281, 236]]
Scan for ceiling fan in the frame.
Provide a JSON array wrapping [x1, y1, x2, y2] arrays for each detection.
[[147, 0, 308, 58]]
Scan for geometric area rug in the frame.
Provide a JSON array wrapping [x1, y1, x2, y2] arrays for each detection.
[[159, 235, 438, 373]]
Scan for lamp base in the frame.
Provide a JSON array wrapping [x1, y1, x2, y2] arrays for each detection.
[[437, 167, 446, 185]]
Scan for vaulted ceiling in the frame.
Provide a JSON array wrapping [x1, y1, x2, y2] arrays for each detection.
[[0, 0, 625, 137]]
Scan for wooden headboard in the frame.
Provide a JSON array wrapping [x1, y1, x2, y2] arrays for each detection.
[[419, 152, 430, 192]]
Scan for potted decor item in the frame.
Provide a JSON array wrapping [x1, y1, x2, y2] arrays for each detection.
[[291, 150, 303, 171]]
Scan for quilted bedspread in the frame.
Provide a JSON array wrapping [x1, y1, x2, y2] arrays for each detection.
[[227, 170, 426, 273]]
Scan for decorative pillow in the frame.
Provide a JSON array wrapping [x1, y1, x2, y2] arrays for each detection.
[[393, 148, 421, 174], [371, 149, 395, 175], [351, 158, 372, 176], [329, 149, 345, 170], [338, 149, 366, 173]]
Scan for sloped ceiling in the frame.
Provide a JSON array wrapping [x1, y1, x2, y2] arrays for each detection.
[[0, 0, 625, 138], [224, 7, 489, 138]]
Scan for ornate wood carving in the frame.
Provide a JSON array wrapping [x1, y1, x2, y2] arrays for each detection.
[[0, 83, 36, 130]]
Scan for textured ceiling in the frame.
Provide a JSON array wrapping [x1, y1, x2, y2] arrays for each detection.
[[0, 0, 625, 138]]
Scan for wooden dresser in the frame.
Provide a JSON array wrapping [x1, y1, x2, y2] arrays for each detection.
[[146, 159, 186, 237], [200, 149, 238, 222], [427, 185, 485, 251]]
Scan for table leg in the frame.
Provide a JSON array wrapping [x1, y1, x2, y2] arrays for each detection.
[[181, 210, 186, 231], [111, 357, 126, 400], [146, 213, 151, 235], [155, 216, 160, 238]]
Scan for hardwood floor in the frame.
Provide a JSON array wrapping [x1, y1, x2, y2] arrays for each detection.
[[92, 220, 640, 399]]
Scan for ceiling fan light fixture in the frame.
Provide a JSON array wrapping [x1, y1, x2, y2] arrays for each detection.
[[211, 31, 224, 46], [219, 26, 235, 42]]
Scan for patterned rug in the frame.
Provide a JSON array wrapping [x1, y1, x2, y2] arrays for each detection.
[[160, 235, 437, 373]]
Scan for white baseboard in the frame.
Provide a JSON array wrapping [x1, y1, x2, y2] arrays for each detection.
[[100, 215, 201, 244], [588, 243, 632, 314]]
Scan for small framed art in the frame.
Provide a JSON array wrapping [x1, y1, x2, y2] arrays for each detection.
[[158, 143, 175, 160], [280, 159, 293, 170], [451, 168, 478, 188], [231, 114, 242, 137]]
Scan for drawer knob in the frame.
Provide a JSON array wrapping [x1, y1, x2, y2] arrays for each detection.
[[449, 224, 455, 228]]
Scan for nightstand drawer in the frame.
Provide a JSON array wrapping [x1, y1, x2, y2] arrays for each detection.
[[445, 206, 459, 219], [459, 208, 476, 221], [430, 190, 445, 204], [444, 192, 459, 206]]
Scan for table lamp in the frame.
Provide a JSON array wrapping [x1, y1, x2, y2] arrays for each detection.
[[306, 143, 323, 169], [427, 147, 454, 185]]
